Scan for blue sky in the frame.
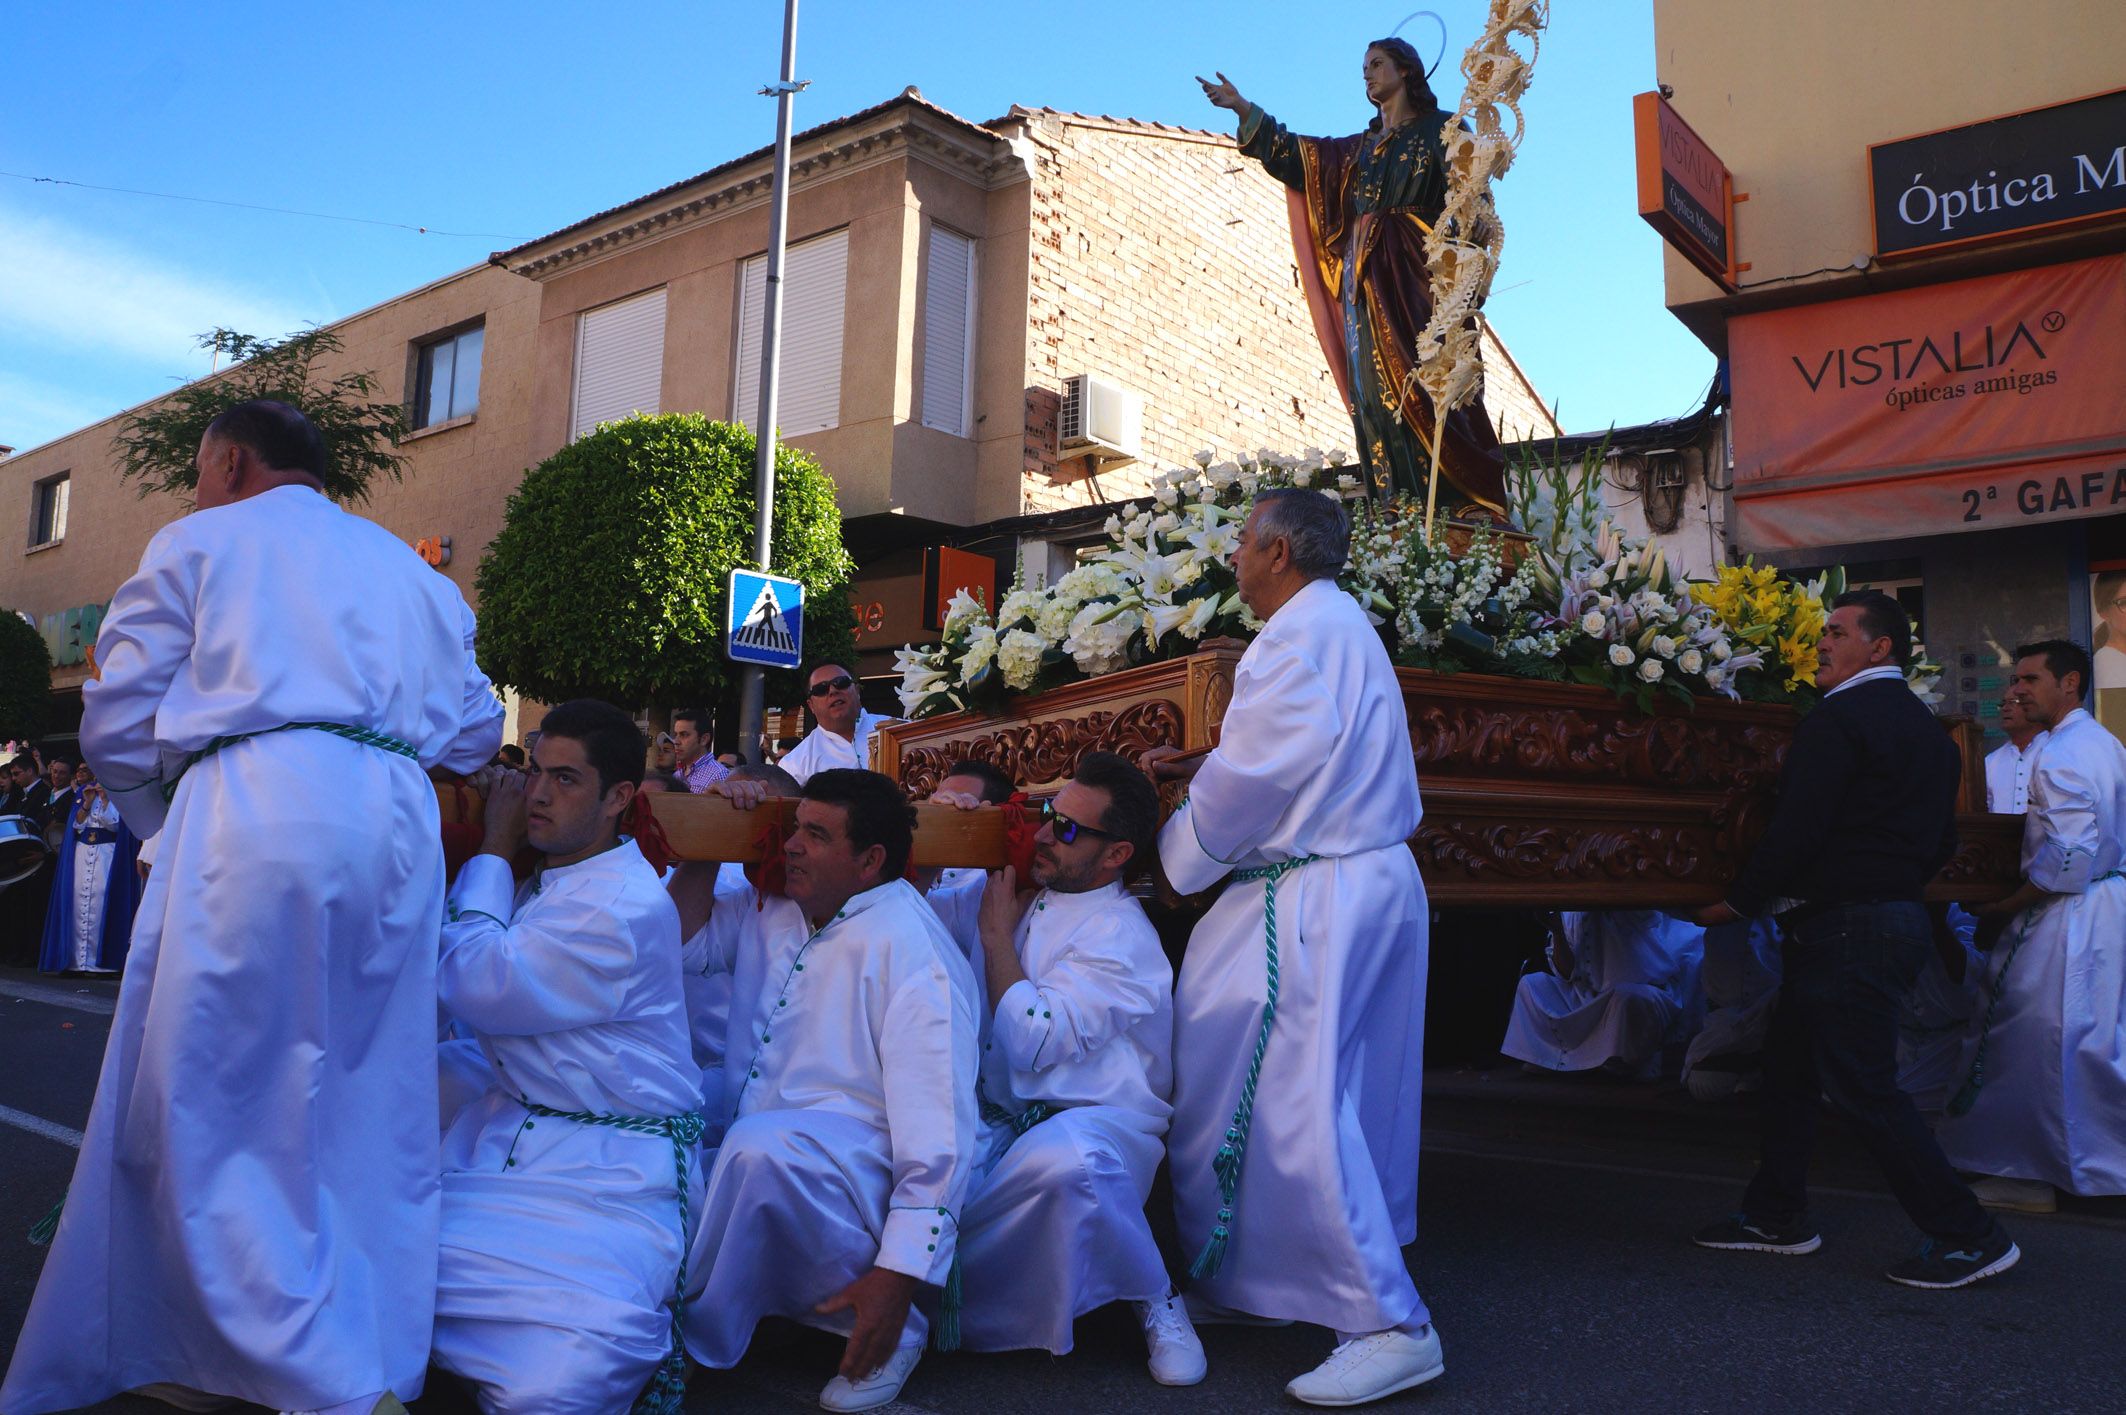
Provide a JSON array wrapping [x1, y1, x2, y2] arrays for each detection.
[[1, 1, 1713, 456]]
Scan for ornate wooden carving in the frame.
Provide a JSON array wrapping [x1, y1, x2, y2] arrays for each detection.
[[874, 648, 2024, 908]]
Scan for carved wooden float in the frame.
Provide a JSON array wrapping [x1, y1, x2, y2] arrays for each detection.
[[872, 646, 2024, 909]]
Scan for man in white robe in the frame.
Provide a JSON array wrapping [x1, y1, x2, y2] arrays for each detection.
[[1144, 488, 1439, 1408], [777, 661, 896, 783], [428, 701, 703, 1415], [2, 401, 503, 1415], [670, 760, 799, 1145], [1503, 911, 1702, 1078], [1943, 640, 2126, 1213], [1681, 917, 1783, 1102], [942, 752, 1203, 1383], [679, 768, 978, 1412], [1984, 695, 2048, 814]]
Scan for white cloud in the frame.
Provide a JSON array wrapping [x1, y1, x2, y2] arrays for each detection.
[[0, 205, 317, 367]]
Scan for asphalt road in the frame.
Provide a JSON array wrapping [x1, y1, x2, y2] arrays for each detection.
[[4, 965, 2123, 1415]]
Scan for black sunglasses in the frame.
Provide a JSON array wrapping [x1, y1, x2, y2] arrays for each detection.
[[1042, 798, 1119, 845], [807, 674, 855, 698]]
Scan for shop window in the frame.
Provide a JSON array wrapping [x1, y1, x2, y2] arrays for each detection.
[[413, 323, 484, 429]]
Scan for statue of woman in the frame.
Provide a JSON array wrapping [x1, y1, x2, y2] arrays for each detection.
[[1201, 38, 1510, 517]]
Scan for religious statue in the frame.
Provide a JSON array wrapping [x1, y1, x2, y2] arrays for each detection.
[[1201, 37, 1511, 518]]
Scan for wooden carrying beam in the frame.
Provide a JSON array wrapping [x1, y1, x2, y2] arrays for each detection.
[[647, 792, 1012, 869]]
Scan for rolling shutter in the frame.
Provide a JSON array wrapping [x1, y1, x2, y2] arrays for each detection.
[[921, 227, 976, 436], [734, 228, 848, 437], [571, 287, 666, 441]]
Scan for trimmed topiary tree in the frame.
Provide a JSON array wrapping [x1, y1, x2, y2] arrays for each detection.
[[474, 414, 856, 710], [0, 610, 53, 744]]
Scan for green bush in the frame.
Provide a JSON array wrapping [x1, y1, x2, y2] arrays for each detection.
[[0, 611, 53, 743], [473, 414, 856, 709]]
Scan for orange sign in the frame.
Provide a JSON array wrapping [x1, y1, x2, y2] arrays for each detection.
[[923, 546, 996, 631], [1728, 252, 2126, 551], [1633, 92, 1742, 292]]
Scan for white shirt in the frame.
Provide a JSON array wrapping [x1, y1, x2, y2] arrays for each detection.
[[1825, 663, 1907, 696], [441, 845, 700, 1119], [981, 880, 1173, 1128], [1985, 733, 2049, 814], [776, 709, 895, 785], [700, 878, 978, 1282]]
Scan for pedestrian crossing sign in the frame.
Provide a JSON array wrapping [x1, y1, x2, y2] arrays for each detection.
[[726, 568, 805, 669]]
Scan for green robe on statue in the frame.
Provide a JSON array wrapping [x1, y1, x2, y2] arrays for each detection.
[[1237, 103, 1509, 516]]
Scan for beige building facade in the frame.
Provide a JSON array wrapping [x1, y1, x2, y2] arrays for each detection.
[[4, 87, 1557, 737], [1649, 0, 2126, 741]]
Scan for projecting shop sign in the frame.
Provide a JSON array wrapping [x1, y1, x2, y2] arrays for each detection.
[[1632, 91, 1741, 292], [1871, 86, 2126, 259], [726, 569, 805, 669]]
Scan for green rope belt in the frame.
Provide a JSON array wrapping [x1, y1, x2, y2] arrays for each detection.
[[1189, 854, 1317, 1282], [1949, 867, 2125, 1118], [106, 721, 421, 804], [517, 1098, 706, 1415]]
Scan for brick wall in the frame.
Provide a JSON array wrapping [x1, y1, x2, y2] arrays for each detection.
[[1009, 109, 1557, 514]]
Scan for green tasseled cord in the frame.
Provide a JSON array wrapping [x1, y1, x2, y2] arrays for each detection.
[[27, 1193, 64, 1245], [516, 1098, 705, 1415], [159, 722, 420, 802], [1189, 855, 1316, 1282]]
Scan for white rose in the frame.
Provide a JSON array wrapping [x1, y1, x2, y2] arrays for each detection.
[[1587, 566, 1610, 589], [1193, 448, 1215, 468], [1637, 658, 1664, 682], [1678, 648, 1705, 675], [1652, 635, 1678, 659], [1608, 644, 1635, 668], [1578, 611, 1606, 637], [1710, 639, 1732, 662]]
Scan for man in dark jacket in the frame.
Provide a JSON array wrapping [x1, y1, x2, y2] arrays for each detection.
[[1691, 591, 2018, 1290]]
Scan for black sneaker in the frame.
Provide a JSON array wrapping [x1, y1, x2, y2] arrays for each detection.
[[1692, 1213, 1822, 1254], [1885, 1227, 2020, 1289]]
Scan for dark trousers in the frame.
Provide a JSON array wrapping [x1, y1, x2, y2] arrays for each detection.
[[1742, 901, 1992, 1243]]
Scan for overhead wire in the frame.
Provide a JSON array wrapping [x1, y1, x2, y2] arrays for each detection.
[[0, 168, 526, 241]]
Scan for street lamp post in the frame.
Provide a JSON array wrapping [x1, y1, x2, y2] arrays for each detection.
[[736, 0, 807, 763]]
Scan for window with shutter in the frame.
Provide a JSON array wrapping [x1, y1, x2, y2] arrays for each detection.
[[921, 227, 976, 437], [571, 288, 667, 441], [733, 229, 848, 437]]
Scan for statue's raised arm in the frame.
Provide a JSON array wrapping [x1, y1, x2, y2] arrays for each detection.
[[1203, 39, 1509, 518]]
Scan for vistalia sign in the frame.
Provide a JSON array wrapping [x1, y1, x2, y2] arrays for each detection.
[[1870, 86, 2126, 258]]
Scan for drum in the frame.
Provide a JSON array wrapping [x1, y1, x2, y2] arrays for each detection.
[[0, 814, 51, 888]]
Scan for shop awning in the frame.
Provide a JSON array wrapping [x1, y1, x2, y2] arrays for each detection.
[[1728, 252, 2126, 552]]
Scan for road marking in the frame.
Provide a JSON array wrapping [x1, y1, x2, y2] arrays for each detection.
[[0, 978, 117, 1016], [0, 1103, 83, 1150]]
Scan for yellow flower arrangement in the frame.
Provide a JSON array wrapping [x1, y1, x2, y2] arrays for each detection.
[[1690, 561, 1844, 696]]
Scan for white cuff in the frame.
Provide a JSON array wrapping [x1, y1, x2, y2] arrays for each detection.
[[1157, 799, 1232, 896], [449, 854, 517, 924], [878, 1204, 957, 1285], [992, 979, 1050, 1073]]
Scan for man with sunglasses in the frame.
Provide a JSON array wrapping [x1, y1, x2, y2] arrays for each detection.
[[938, 752, 1202, 1384], [1142, 486, 1438, 1407], [778, 662, 897, 785]]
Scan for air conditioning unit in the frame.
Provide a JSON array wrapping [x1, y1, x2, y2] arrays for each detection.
[[1058, 373, 1143, 465]]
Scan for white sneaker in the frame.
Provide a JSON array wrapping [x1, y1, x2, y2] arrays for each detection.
[[1284, 1325, 1446, 1407], [819, 1344, 923, 1412], [1970, 1176, 2057, 1214], [1183, 1292, 1294, 1327], [1135, 1288, 1208, 1386]]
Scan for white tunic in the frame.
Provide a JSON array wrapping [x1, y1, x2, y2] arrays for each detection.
[[1984, 733, 2048, 814], [682, 879, 979, 1366], [2, 485, 502, 1415], [680, 862, 753, 1144], [430, 846, 702, 1415], [957, 879, 1175, 1352], [775, 709, 895, 784], [1940, 707, 2126, 1194], [64, 794, 124, 972], [1502, 911, 1703, 1077], [1682, 917, 1784, 1097], [1157, 575, 1430, 1335]]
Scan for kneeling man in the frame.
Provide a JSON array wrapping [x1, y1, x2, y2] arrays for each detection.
[[431, 701, 704, 1414], [682, 769, 978, 1412], [950, 752, 1201, 1383]]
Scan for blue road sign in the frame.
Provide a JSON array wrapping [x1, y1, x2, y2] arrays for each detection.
[[726, 568, 805, 669]]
